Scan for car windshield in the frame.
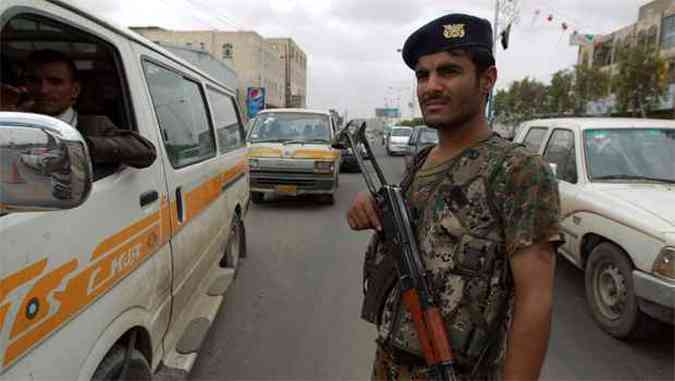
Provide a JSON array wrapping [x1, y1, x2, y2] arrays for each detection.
[[248, 113, 331, 143], [584, 128, 675, 183], [419, 130, 438, 144], [391, 128, 411, 136]]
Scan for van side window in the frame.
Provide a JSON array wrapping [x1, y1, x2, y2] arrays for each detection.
[[523, 127, 548, 153], [143, 61, 216, 168], [543, 129, 578, 183], [0, 14, 140, 180], [206, 87, 243, 153]]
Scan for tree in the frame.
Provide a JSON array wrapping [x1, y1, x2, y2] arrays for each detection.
[[493, 77, 548, 125], [573, 64, 611, 114], [612, 43, 669, 117], [398, 118, 425, 127], [547, 69, 574, 114]]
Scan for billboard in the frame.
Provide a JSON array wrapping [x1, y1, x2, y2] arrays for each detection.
[[247, 87, 266, 119], [375, 108, 400, 118]]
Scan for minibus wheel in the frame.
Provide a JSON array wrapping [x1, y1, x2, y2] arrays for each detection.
[[92, 344, 151, 381]]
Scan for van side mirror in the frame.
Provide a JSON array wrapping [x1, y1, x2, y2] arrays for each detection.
[[549, 162, 558, 176], [0, 112, 93, 213]]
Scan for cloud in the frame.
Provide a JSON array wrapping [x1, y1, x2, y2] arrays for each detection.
[[70, 0, 650, 118]]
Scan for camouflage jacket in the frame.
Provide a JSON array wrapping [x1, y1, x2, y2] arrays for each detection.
[[363, 134, 562, 376]]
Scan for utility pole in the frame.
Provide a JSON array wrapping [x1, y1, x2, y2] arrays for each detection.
[[487, 0, 520, 126]]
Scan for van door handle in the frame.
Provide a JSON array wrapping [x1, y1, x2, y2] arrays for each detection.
[[140, 190, 159, 207], [175, 187, 184, 223]]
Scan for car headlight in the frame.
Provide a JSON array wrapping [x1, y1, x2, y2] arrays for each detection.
[[653, 247, 675, 279], [249, 158, 260, 169], [314, 160, 334, 174]]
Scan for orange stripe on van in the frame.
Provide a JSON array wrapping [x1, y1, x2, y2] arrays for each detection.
[[184, 159, 247, 224], [9, 259, 79, 339], [1, 159, 247, 368], [0, 259, 48, 332], [291, 150, 338, 160], [0, 260, 48, 302], [248, 147, 282, 158], [4, 223, 161, 367], [90, 212, 160, 261]]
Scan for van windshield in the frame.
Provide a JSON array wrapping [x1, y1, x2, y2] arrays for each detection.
[[248, 113, 331, 143]]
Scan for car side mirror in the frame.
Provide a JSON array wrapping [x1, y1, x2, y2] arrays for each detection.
[[549, 162, 558, 176], [0, 112, 93, 214]]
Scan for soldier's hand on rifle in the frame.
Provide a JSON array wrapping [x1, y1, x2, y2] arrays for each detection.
[[347, 191, 382, 231]]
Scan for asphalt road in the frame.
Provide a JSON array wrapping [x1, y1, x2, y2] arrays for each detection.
[[190, 143, 673, 381]]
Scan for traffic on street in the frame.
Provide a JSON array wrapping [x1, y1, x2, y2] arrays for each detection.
[[190, 142, 674, 381]]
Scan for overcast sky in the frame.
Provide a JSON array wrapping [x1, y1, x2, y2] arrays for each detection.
[[72, 0, 652, 118]]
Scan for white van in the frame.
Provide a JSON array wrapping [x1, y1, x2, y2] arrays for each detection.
[[0, 1, 249, 379]]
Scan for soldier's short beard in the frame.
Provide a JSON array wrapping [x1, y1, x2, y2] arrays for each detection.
[[423, 86, 484, 131]]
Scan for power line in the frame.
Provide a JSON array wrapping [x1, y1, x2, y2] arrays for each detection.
[[158, 0, 224, 31], [182, 0, 242, 30]]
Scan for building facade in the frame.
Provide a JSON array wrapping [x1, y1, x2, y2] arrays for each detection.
[[577, 0, 675, 115], [267, 38, 308, 109], [131, 27, 290, 115]]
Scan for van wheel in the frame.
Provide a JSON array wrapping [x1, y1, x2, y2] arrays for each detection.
[[92, 345, 151, 381], [585, 242, 654, 339], [220, 215, 245, 276], [251, 192, 264, 204]]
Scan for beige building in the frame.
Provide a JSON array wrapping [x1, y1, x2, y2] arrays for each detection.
[[131, 27, 287, 114], [267, 38, 308, 108], [576, 0, 675, 114]]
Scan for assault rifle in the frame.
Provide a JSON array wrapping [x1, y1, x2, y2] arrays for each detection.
[[334, 121, 457, 381]]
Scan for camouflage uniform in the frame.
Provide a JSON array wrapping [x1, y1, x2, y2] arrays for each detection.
[[369, 134, 562, 380]]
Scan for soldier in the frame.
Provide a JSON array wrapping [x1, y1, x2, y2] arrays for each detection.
[[347, 14, 563, 381]]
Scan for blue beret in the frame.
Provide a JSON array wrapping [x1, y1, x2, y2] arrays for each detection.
[[402, 13, 494, 69]]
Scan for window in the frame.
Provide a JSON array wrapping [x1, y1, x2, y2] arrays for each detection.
[[1, 14, 135, 180], [248, 112, 331, 143], [143, 61, 216, 168], [522, 127, 548, 153], [543, 129, 577, 183], [584, 129, 675, 181], [206, 87, 243, 153], [222, 43, 233, 59], [662, 15, 675, 50]]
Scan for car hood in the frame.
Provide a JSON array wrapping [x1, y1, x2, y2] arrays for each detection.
[[247, 142, 338, 160], [588, 183, 675, 230]]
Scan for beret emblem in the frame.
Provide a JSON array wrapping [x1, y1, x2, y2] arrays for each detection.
[[443, 24, 465, 39]]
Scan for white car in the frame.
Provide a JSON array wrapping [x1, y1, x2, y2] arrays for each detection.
[[386, 126, 413, 156], [514, 118, 675, 339]]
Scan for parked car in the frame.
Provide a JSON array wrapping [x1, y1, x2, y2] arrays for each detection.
[[514, 118, 675, 339], [382, 125, 392, 145], [337, 124, 360, 172], [386, 126, 413, 156], [404, 126, 438, 166], [246, 109, 341, 204], [0, 2, 249, 380]]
